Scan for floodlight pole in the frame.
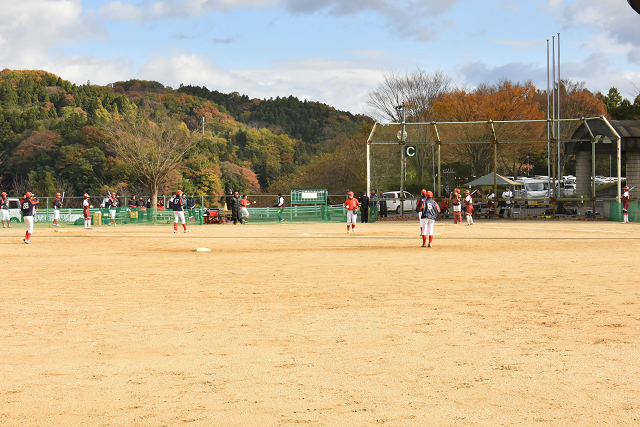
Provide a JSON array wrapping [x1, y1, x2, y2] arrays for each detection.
[[399, 104, 406, 216], [366, 122, 378, 202]]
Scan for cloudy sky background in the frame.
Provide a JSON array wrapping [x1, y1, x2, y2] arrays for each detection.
[[1, 0, 639, 114]]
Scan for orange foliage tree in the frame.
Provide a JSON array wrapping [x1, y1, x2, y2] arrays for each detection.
[[433, 80, 546, 178]]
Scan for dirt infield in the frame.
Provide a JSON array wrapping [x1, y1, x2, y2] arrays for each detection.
[[2, 220, 639, 426]]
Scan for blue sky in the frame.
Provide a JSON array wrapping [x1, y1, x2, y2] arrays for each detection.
[[1, 0, 639, 115]]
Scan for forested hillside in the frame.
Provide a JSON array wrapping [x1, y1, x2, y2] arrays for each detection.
[[0, 69, 372, 199], [1, 68, 635, 202]]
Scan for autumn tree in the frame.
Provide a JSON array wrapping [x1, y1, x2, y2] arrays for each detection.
[[433, 80, 545, 178], [109, 111, 198, 209]]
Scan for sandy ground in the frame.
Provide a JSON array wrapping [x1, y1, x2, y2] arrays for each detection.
[[1, 219, 639, 426]]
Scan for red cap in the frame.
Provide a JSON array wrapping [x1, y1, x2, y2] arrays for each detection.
[[25, 192, 33, 198], [1, 192, 6, 196], [348, 191, 354, 196], [84, 193, 90, 198], [176, 190, 183, 195], [56, 193, 61, 196], [426, 191, 433, 198], [421, 189, 427, 196]]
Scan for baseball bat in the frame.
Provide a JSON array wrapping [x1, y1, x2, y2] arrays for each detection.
[[630, 186, 635, 191]]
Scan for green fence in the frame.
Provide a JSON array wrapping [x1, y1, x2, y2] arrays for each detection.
[[609, 202, 640, 222]]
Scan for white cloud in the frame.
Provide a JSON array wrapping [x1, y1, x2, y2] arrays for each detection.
[[0, 0, 105, 67]]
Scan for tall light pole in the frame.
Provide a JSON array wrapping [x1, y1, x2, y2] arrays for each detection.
[[396, 104, 406, 216]]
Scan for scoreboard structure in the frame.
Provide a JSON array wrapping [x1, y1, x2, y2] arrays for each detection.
[[290, 189, 328, 205]]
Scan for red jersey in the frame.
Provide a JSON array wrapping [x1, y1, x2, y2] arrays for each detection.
[[344, 198, 359, 211]]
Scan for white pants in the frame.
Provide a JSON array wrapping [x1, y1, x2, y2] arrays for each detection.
[[453, 204, 461, 212], [174, 211, 186, 224], [24, 216, 34, 232], [347, 210, 357, 225], [109, 209, 116, 220], [1, 210, 9, 221], [420, 217, 435, 236], [241, 207, 249, 218], [53, 210, 60, 220]]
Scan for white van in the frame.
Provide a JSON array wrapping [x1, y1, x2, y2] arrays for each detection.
[[514, 179, 551, 200]]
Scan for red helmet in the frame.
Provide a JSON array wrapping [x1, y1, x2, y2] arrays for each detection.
[[465, 190, 470, 195], [455, 188, 460, 193], [348, 191, 354, 196], [624, 186, 629, 191], [426, 191, 433, 198], [421, 189, 427, 196], [176, 190, 183, 195], [25, 192, 33, 198], [84, 193, 90, 198]]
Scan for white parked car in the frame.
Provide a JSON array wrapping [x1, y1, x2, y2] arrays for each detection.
[[382, 191, 417, 214], [5, 198, 22, 223]]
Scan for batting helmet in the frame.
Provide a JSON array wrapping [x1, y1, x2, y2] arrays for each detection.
[[25, 192, 33, 198], [465, 190, 470, 195], [455, 188, 460, 193], [421, 189, 427, 196], [624, 186, 629, 191], [426, 191, 433, 198], [84, 193, 90, 198]]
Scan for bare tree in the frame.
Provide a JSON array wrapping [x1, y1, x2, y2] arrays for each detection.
[[108, 111, 198, 210], [365, 69, 452, 182]]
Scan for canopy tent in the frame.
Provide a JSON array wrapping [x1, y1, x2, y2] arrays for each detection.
[[464, 172, 520, 187]]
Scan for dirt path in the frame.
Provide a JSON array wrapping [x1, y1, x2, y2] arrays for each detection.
[[2, 220, 639, 426]]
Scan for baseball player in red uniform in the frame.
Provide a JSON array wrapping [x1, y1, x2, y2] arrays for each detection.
[[622, 186, 630, 223], [344, 191, 359, 233], [83, 193, 93, 229], [465, 190, 474, 226], [172, 190, 190, 233], [1, 192, 10, 228], [417, 191, 440, 247], [21, 192, 39, 244]]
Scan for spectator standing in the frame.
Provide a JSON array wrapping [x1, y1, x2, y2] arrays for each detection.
[[499, 186, 513, 217], [230, 191, 242, 225], [370, 189, 377, 218], [187, 194, 196, 221], [378, 192, 387, 218], [359, 191, 370, 223]]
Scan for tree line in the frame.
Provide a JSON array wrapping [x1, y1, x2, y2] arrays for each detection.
[[0, 68, 638, 202]]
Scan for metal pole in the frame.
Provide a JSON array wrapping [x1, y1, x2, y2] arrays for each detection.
[[551, 36, 556, 201], [546, 39, 551, 189], [400, 105, 406, 216], [366, 123, 377, 201], [557, 33, 562, 187]]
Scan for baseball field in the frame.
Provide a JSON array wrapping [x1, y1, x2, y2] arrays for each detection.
[[2, 219, 639, 426]]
